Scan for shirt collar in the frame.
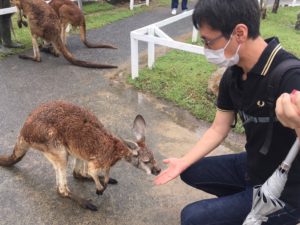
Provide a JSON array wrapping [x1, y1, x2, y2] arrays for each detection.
[[248, 37, 282, 76], [230, 37, 282, 77]]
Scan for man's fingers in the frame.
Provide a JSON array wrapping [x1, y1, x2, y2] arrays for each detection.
[[276, 95, 283, 117], [154, 170, 171, 185], [163, 159, 170, 164], [276, 94, 288, 126], [292, 91, 300, 114], [281, 93, 299, 128]]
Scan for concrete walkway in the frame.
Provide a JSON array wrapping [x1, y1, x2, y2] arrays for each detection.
[[0, 4, 243, 225]]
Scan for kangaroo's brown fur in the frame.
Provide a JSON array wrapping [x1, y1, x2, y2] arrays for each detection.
[[207, 67, 226, 97], [49, 0, 116, 49], [0, 101, 160, 211], [11, 0, 117, 68]]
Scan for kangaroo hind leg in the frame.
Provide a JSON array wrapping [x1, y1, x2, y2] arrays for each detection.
[[0, 136, 29, 167], [43, 147, 97, 211], [73, 158, 118, 184], [19, 35, 41, 62]]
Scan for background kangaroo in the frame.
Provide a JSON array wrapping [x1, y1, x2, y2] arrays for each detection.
[[0, 101, 161, 211], [49, 0, 116, 49], [11, 0, 117, 69]]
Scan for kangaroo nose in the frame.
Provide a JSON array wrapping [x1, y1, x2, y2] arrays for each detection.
[[152, 167, 161, 176]]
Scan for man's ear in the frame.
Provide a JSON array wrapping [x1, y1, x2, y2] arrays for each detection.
[[234, 24, 248, 43]]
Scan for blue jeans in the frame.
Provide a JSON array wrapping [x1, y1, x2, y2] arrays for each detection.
[[171, 0, 187, 10], [180, 153, 300, 225]]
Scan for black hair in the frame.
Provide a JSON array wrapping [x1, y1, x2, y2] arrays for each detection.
[[192, 0, 260, 39]]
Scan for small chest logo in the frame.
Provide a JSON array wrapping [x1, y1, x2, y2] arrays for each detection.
[[257, 100, 265, 107]]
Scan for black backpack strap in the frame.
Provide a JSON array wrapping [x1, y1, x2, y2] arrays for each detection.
[[259, 58, 300, 155]]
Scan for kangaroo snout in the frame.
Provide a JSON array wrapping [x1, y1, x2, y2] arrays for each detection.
[[151, 166, 161, 176]]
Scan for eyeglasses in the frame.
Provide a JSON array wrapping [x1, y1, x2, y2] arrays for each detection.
[[200, 34, 223, 47]]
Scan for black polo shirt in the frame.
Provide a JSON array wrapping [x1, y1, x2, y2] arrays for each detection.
[[217, 37, 300, 208]]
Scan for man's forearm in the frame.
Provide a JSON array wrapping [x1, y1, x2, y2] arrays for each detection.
[[182, 126, 229, 167]]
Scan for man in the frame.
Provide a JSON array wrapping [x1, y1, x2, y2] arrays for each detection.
[[0, 0, 23, 52], [154, 0, 300, 224]]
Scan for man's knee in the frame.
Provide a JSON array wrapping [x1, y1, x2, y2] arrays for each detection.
[[181, 202, 208, 225], [181, 203, 196, 225]]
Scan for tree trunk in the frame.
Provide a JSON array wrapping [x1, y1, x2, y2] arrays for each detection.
[[295, 12, 300, 30], [259, 0, 268, 19], [272, 0, 280, 13], [0, 0, 13, 46]]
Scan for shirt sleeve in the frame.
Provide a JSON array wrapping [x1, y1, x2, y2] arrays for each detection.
[[216, 68, 235, 111]]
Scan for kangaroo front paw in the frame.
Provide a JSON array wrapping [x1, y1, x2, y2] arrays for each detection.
[[99, 176, 118, 185], [22, 20, 28, 27], [107, 177, 118, 185], [96, 189, 104, 195], [17, 20, 22, 28]]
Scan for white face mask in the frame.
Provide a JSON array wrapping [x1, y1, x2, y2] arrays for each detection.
[[204, 37, 240, 68]]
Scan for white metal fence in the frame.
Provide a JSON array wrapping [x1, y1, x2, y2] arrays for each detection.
[[276, 0, 300, 6], [130, 9, 203, 79], [130, 0, 149, 10], [0, 6, 17, 15]]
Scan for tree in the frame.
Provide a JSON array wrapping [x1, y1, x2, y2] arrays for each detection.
[[259, 0, 267, 19], [295, 12, 300, 30], [0, 0, 23, 52], [272, 0, 280, 13]]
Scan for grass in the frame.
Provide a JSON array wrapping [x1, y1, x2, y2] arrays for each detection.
[[0, 0, 170, 59], [129, 7, 300, 133], [260, 6, 300, 56], [129, 50, 218, 122]]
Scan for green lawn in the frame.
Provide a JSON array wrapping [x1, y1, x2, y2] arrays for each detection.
[[129, 7, 300, 133]]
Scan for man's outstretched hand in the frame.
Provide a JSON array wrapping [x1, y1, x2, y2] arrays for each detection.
[[154, 157, 189, 185]]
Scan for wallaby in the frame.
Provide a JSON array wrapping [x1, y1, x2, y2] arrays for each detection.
[[0, 101, 161, 211], [49, 0, 116, 49], [11, 0, 117, 69]]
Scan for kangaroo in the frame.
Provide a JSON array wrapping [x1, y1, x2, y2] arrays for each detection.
[[0, 101, 161, 211], [11, 0, 117, 69], [49, 0, 116, 49]]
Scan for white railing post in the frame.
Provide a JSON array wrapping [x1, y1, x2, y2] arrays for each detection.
[[131, 32, 139, 79], [148, 26, 155, 69], [192, 26, 198, 43], [129, 0, 149, 10], [0, 6, 17, 16], [77, 0, 82, 10], [130, 0, 134, 10]]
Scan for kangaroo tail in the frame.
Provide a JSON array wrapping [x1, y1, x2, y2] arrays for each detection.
[[80, 21, 117, 49], [0, 139, 28, 167], [55, 37, 117, 69]]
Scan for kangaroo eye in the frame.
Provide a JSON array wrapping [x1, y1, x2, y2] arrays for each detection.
[[141, 156, 150, 163]]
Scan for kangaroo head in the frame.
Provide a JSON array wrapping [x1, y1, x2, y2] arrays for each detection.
[[124, 115, 161, 176]]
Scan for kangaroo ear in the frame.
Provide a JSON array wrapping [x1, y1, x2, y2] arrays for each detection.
[[123, 139, 139, 156], [133, 115, 146, 142]]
